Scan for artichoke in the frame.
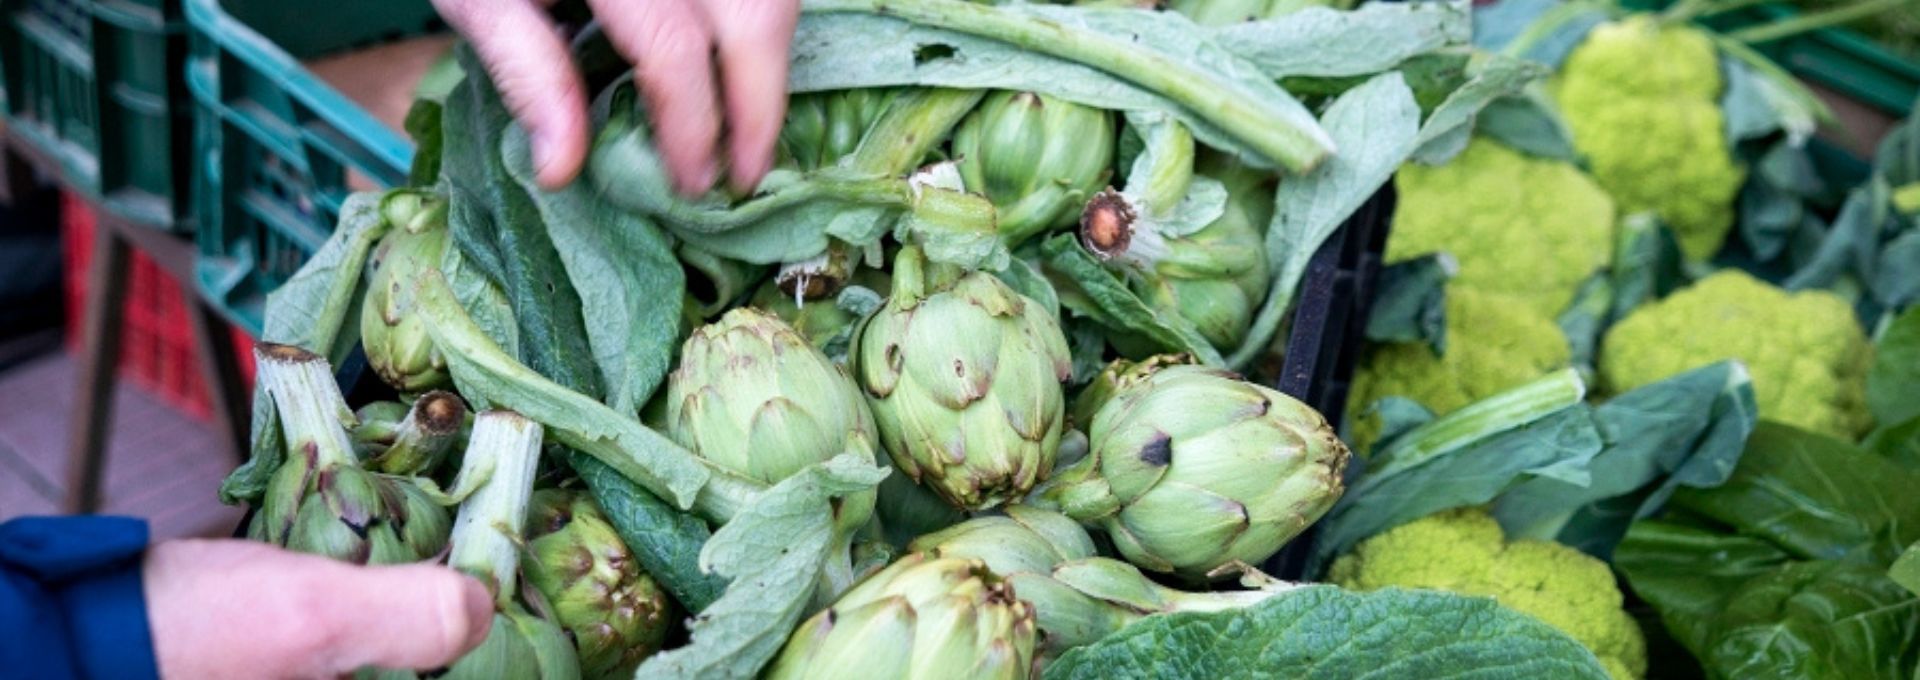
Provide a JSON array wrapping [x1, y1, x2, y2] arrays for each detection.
[[780, 89, 893, 172], [361, 193, 452, 394], [1035, 365, 1350, 579], [851, 246, 1073, 510], [251, 344, 450, 565], [911, 506, 1285, 658], [523, 489, 672, 679], [1068, 354, 1193, 431], [357, 391, 467, 476], [766, 553, 1038, 679], [1082, 154, 1273, 352], [664, 307, 879, 536], [954, 91, 1115, 245]]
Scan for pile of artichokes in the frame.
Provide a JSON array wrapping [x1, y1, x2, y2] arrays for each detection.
[[226, 0, 1385, 676]]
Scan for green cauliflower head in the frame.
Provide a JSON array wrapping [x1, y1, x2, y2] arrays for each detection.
[[1345, 287, 1572, 450], [1390, 137, 1616, 319], [1553, 16, 1745, 261], [1598, 269, 1872, 439], [1330, 507, 1647, 680]]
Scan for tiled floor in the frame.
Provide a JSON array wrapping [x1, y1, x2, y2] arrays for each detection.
[[0, 352, 245, 541]]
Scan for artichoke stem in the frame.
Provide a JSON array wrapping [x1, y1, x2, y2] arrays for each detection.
[[777, 245, 853, 301], [369, 390, 467, 475], [890, 245, 929, 305], [255, 343, 359, 470], [447, 410, 545, 602]]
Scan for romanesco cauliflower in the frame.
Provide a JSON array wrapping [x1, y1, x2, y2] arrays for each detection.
[[1391, 137, 1617, 318], [1598, 269, 1873, 439], [1330, 507, 1648, 680], [1346, 287, 1571, 450], [1553, 16, 1745, 261]]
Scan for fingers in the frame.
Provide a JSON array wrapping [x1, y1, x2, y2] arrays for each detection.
[[434, 0, 589, 188], [703, 0, 800, 193], [145, 540, 493, 680], [304, 563, 495, 673], [592, 0, 723, 195]]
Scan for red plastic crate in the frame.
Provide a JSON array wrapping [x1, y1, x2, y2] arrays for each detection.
[[61, 191, 255, 421]]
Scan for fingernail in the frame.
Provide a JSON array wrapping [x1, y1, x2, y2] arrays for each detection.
[[455, 577, 494, 651]]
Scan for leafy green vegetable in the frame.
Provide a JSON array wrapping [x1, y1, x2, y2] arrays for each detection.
[[1615, 422, 1920, 679], [1869, 305, 1920, 427], [1864, 415, 1920, 470], [1041, 586, 1611, 679], [1892, 542, 1920, 597], [1493, 361, 1757, 557], [1306, 369, 1602, 575], [1363, 254, 1453, 354]]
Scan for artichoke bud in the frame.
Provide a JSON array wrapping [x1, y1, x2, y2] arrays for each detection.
[[665, 308, 879, 535], [767, 554, 1038, 680], [1037, 365, 1349, 579], [954, 91, 1116, 245], [1070, 354, 1194, 431], [366, 391, 467, 476], [852, 247, 1073, 511], [780, 89, 892, 172], [523, 489, 672, 679], [910, 505, 1096, 576], [361, 213, 453, 394]]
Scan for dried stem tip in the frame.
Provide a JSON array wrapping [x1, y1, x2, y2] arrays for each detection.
[[1079, 188, 1137, 261]]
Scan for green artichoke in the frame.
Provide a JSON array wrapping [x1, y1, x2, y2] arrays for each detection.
[[766, 553, 1038, 679], [912, 506, 1283, 658], [251, 344, 449, 565], [851, 246, 1073, 510], [359, 391, 467, 476], [1082, 155, 1273, 352], [780, 89, 893, 172], [1035, 365, 1349, 579], [523, 489, 672, 680], [954, 91, 1115, 245], [361, 194, 452, 394], [1068, 354, 1194, 431], [664, 307, 879, 534]]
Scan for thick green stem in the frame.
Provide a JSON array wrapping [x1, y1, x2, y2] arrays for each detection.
[[369, 390, 466, 474], [254, 343, 359, 469], [1368, 368, 1587, 477], [803, 0, 1334, 173], [448, 410, 544, 602], [1727, 0, 1914, 44]]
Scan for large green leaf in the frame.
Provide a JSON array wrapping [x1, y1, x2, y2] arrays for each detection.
[[1869, 305, 1920, 428], [574, 453, 727, 612], [1042, 586, 1610, 679], [1614, 519, 1798, 653], [1708, 562, 1920, 680]]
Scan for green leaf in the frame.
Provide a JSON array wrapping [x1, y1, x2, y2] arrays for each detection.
[[1040, 234, 1224, 365], [220, 192, 389, 504], [1708, 561, 1920, 680], [1608, 212, 1687, 322], [1493, 361, 1758, 557], [1408, 54, 1548, 165], [1474, 91, 1580, 163], [1231, 71, 1420, 369], [1892, 542, 1920, 597], [1863, 415, 1920, 470], [1671, 422, 1920, 568], [1363, 254, 1453, 355], [636, 454, 887, 679], [574, 452, 728, 613], [444, 51, 603, 400], [1869, 305, 1920, 427], [1614, 518, 1801, 654], [1306, 369, 1602, 576], [501, 126, 684, 414], [1041, 586, 1611, 679], [1210, 0, 1469, 80], [1555, 274, 1612, 370]]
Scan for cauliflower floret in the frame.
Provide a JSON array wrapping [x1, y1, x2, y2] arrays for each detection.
[[1345, 287, 1571, 450], [1330, 508, 1648, 680], [1553, 16, 1745, 261], [1390, 137, 1617, 318], [1598, 269, 1872, 439]]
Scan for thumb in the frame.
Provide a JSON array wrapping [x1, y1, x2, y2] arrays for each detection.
[[307, 563, 496, 674]]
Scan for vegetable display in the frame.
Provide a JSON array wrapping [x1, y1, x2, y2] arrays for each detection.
[[213, 0, 1920, 676]]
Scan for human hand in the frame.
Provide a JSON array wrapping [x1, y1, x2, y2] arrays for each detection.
[[433, 0, 801, 194], [144, 539, 493, 680]]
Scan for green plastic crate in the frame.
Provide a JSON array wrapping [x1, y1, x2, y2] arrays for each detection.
[[185, 0, 441, 334], [0, 0, 193, 229]]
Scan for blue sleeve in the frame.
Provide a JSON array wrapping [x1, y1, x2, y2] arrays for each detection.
[[0, 516, 160, 680]]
